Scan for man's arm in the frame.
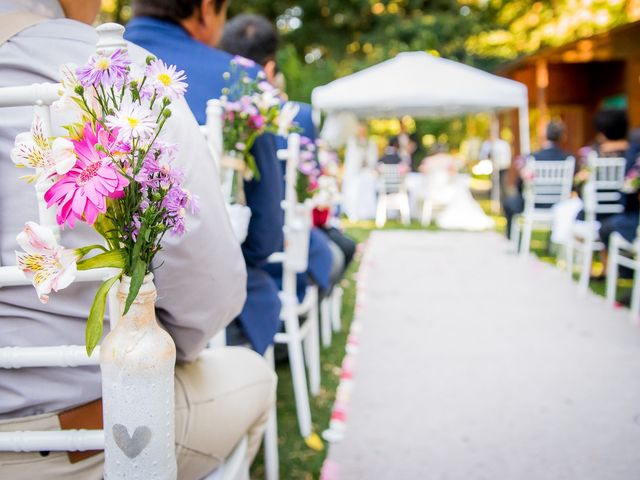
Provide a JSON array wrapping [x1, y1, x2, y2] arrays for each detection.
[[242, 134, 284, 267], [153, 98, 247, 362]]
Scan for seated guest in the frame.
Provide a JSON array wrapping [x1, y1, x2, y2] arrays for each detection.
[[126, 0, 284, 355], [591, 109, 629, 159], [503, 120, 571, 238], [598, 127, 640, 287], [0, 1, 275, 479], [220, 14, 347, 299], [379, 136, 403, 165]]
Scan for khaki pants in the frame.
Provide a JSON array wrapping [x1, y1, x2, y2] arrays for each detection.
[[0, 347, 276, 480]]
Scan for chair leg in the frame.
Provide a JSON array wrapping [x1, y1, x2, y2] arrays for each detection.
[[375, 196, 386, 228], [284, 313, 313, 437], [510, 216, 520, 253], [578, 239, 593, 296], [304, 300, 321, 397], [566, 235, 575, 279], [263, 348, 279, 480], [331, 287, 342, 332], [606, 241, 619, 307], [401, 195, 410, 225], [520, 217, 533, 259], [421, 199, 433, 226], [630, 259, 640, 325], [320, 297, 332, 348]]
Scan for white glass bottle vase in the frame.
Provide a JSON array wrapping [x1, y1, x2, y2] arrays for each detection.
[[101, 274, 177, 479]]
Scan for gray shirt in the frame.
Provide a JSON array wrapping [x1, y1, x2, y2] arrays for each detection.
[[0, 6, 247, 418]]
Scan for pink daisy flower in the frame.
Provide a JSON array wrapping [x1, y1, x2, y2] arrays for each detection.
[[44, 123, 129, 228]]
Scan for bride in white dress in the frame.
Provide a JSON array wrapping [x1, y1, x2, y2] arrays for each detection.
[[419, 151, 494, 231]]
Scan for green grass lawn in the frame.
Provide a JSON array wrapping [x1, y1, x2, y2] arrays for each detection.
[[251, 213, 633, 479]]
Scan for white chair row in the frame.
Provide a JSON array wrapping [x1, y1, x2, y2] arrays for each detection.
[[512, 153, 640, 323], [566, 154, 625, 295]]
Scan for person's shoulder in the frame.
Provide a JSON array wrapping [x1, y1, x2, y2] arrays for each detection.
[[294, 102, 313, 118], [18, 17, 96, 48]]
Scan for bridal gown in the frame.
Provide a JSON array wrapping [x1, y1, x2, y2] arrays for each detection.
[[436, 174, 495, 231]]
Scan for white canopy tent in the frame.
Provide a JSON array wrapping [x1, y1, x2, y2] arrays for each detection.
[[311, 51, 530, 154]]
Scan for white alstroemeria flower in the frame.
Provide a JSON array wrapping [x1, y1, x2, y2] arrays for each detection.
[[10, 117, 77, 182], [15, 222, 78, 303], [278, 101, 300, 137], [106, 100, 156, 141], [52, 63, 82, 114], [49, 137, 76, 175]]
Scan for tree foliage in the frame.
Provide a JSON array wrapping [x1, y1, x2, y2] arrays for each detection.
[[103, 0, 635, 103]]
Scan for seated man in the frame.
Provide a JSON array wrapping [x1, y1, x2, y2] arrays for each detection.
[[379, 136, 403, 165], [220, 13, 343, 300], [503, 120, 571, 238], [126, 0, 284, 355], [0, 2, 275, 479]]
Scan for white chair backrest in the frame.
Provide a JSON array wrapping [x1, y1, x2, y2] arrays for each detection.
[[280, 133, 311, 274], [524, 156, 575, 209], [378, 163, 406, 195], [583, 153, 626, 220], [0, 23, 126, 454]]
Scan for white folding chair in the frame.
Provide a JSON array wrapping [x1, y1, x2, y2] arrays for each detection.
[[201, 102, 279, 480], [567, 154, 625, 295], [511, 156, 575, 258], [606, 218, 640, 323], [269, 133, 322, 443], [376, 164, 410, 227], [0, 22, 125, 470]]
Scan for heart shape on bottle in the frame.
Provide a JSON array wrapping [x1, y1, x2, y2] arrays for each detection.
[[112, 424, 152, 459]]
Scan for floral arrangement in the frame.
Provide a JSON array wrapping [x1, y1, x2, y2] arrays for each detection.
[[573, 167, 592, 191], [219, 55, 298, 181], [623, 162, 640, 193], [295, 136, 321, 203], [11, 48, 196, 354], [315, 141, 341, 209]]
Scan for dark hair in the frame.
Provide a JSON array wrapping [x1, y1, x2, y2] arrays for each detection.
[[545, 120, 565, 143], [388, 136, 400, 148], [133, 0, 228, 21], [594, 109, 628, 141], [219, 14, 278, 66]]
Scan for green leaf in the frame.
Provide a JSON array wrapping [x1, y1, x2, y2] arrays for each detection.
[[77, 249, 126, 271], [246, 153, 261, 181], [123, 258, 146, 317], [86, 275, 120, 356]]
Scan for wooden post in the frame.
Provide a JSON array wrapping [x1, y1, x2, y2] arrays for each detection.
[[535, 59, 549, 146], [626, 57, 640, 129]]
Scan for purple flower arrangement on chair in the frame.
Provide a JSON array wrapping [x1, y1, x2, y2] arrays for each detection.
[[11, 48, 196, 354], [219, 55, 298, 181]]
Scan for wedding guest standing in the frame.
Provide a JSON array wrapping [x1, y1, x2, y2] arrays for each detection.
[[0, 1, 275, 478], [126, 0, 284, 355]]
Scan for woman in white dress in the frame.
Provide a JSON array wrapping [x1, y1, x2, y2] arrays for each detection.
[[419, 149, 494, 231]]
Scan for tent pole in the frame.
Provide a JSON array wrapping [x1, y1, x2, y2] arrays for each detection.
[[490, 114, 500, 215], [518, 104, 531, 155]]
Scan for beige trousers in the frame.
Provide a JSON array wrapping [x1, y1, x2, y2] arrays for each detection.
[[0, 347, 276, 480]]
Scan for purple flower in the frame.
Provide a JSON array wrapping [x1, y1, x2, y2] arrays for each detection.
[[76, 49, 130, 88], [231, 55, 256, 68]]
